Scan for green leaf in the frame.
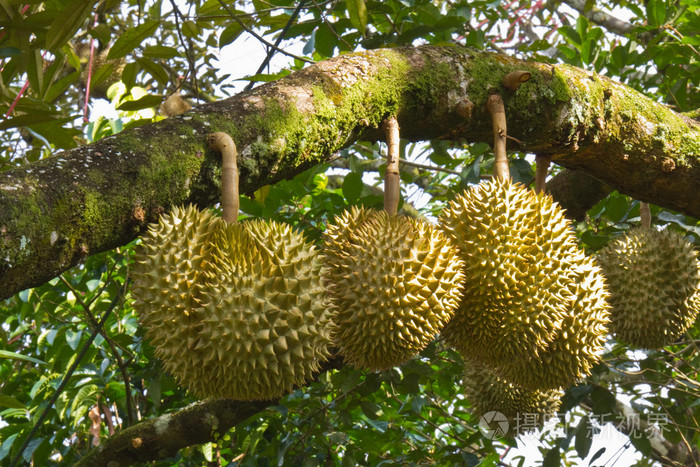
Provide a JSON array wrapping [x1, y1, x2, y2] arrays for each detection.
[[605, 194, 629, 223], [116, 94, 164, 111], [89, 23, 111, 44], [120, 62, 139, 89], [182, 20, 199, 38], [646, 0, 666, 27], [346, 0, 368, 33], [510, 158, 532, 185], [201, 442, 214, 461], [342, 172, 363, 203], [142, 45, 179, 59], [46, 0, 95, 51], [219, 22, 244, 48], [589, 447, 606, 463], [629, 431, 653, 455], [0, 350, 46, 365], [360, 401, 381, 420], [70, 384, 99, 417], [0, 433, 19, 462], [0, 395, 26, 409], [137, 58, 169, 85], [107, 20, 160, 60], [25, 49, 43, 97], [0, 46, 21, 57], [315, 23, 338, 58], [542, 446, 561, 467], [574, 416, 592, 458], [590, 386, 617, 416], [22, 437, 44, 463], [575, 15, 590, 41], [43, 70, 81, 103]]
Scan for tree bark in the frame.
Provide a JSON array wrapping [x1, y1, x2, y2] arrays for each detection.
[[73, 399, 274, 466], [1, 45, 699, 300]]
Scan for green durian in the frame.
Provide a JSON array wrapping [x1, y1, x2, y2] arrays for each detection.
[[131, 205, 222, 389], [440, 179, 610, 390], [463, 359, 562, 435], [597, 227, 700, 349], [324, 206, 465, 371], [132, 206, 336, 400]]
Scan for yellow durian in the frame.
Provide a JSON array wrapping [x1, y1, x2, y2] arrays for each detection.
[[324, 206, 465, 370], [132, 206, 336, 400], [440, 179, 610, 390], [463, 359, 562, 436]]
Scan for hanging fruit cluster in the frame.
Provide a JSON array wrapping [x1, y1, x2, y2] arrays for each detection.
[[130, 72, 699, 435]]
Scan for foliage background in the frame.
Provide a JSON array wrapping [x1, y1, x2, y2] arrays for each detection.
[[0, 0, 698, 465]]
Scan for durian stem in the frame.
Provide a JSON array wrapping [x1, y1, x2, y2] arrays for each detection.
[[640, 201, 651, 229], [502, 70, 531, 92], [207, 132, 239, 224], [535, 155, 551, 194], [486, 94, 509, 181], [381, 116, 400, 216]]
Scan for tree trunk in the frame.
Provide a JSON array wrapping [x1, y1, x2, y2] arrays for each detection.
[[1, 45, 698, 300]]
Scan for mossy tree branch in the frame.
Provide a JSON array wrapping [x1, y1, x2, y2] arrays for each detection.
[[1, 45, 699, 300], [73, 398, 275, 466]]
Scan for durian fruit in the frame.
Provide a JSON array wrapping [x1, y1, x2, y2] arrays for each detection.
[[463, 359, 562, 436], [323, 117, 465, 371], [132, 132, 337, 400], [80, 47, 126, 99], [494, 252, 610, 390], [131, 205, 222, 386], [440, 178, 610, 390], [323, 206, 465, 371], [187, 219, 336, 400], [597, 227, 700, 349]]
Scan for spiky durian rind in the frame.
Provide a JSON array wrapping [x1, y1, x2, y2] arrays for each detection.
[[440, 179, 610, 390], [324, 207, 465, 370], [597, 227, 700, 349], [463, 359, 562, 435], [494, 253, 610, 390], [186, 219, 336, 400], [441, 179, 585, 361], [131, 205, 222, 385], [132, 207, 336, 400]]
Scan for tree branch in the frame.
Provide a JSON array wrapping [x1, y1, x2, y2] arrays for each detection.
[[74, 399, 275, 466], [546, 168, 613, 221], [74, 356, 345, 466], [560, 0, 635, 36], [1, 45, 699, 300]]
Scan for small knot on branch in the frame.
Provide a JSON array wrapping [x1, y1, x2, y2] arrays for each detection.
[[502, 70, 531, 92]]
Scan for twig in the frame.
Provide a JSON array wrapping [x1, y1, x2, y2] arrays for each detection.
[[215, 0, 313, 64], [169, 0, 200, 104], [309, 0, 352, 50], [244, 0, 307, 91], [10, 282, 127, 467], [59, 276, 136, 426]]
